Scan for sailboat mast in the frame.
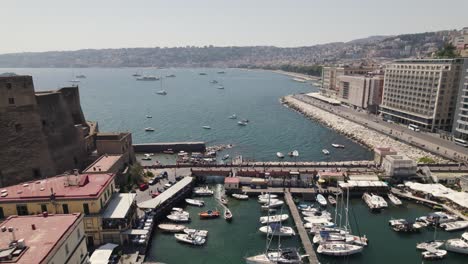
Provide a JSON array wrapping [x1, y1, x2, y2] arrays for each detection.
[[345, 187, 350, 232]]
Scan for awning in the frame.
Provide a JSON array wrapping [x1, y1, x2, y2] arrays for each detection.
[[102, 193, 136, 219], [122, 229, 149, 235], [89, 243, 118, 264]]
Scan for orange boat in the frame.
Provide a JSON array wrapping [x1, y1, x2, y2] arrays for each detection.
[[199, 210, 220, 219]]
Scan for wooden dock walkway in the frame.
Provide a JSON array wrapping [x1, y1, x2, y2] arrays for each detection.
[[284, 192, 319, 264], [242, 186, 340, 195]]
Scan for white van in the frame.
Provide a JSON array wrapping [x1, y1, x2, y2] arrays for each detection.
[[408, 124, 420, 132]]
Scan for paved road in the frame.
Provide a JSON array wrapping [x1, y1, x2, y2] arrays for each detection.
[[294, 94, 468, 164]]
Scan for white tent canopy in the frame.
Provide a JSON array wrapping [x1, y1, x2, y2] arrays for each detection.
[[89, 243, 118, 264]]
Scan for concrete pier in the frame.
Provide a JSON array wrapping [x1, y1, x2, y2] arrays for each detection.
[[284, 192, 319, 264]]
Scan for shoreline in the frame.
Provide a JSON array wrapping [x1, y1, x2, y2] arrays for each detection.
[[281, 95, 448, 163]]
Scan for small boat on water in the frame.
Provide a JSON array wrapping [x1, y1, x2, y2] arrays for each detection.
[[171, 208, 189, 216], [219, 196, 229, 205], [224, 208, 233, 221], [331, 144, 345, 148], [217, 71, 225, 74], [392, 221, 423, 232], [317, 242, 363, 256], [202, 126, 211, 129], [199, 210, 220, 219], [174, 234, 206, 246], [228, 114, 237, 119], [210, 80, 218, 84], [136, 76, 159, 81], [232, 193, 249, 200], [441, 220, 468, 231], [308, 226, 345, 234], [259, 194, 278, 200], [194, 186, 214, 196], [158, 224, 186, 233], [303, 217, 332, 225], [76, 74, 86, 79], [238, 121, 248, 126], [259, 214, 289, 224], [301, 211, 332, 220], [142, 153, 152, 160], [222, 154, 230, 160], [132, 73, 141, 77], [304, 221, 335, 229], [69, 79, 80, 83], [313, 233, 368, 247], [322, 149, 330, 155], [183, 228, 209, 237], [145, 127, 155, 132], [362, 193, 388, 211], [445, 232, 468, 254], [156, 90, 167, 95], [316, 194, 327, 207], [245, 248, 304, 264], [261, 200, 284, 209], [388, 193, 402, 205], [258, 197, 279, 204], [167, 214, 190, 222], [276, 152, 285, 158], [185, 198, 205, 207], [199, 72, 207, 75], [421, 247, 447, 260], [416, 240, 445, 250], [259, 224, 295, 237], [327, 195, 337, 206], [146, 115, 152, 118], [217, 85, 224, 89], [166, 74, 176, 77], [241, 119, 249, 123]]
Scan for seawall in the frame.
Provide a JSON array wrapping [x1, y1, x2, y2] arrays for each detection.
[[133, 142, 206, 153], [282, 95, 448, 163]]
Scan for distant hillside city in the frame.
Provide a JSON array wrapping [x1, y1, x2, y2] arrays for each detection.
[[0, 29, 464, 74]]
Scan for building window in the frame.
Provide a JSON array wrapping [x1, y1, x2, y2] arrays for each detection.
[[83, 203, 90, 215], [62, 204, 69, 214], [32, 168, 41, 178], [8, 98, 15, 105], [15, 124, 22, 132], [16, 205, 28, 216], [0, 207, 4, 219], [40, 204, 47, 213]]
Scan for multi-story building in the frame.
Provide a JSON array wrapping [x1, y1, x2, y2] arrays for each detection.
[[380, 59, 465, 132], [336, 73, 384, 113], [451, 27, 468, 57], [0, 213, 88, 264], [0, 74, 97, 187], [0, 172, 137, 248], [452, 59, 468, 140], [320, 65, 377, 97]]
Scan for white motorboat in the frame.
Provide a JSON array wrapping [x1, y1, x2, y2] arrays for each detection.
[[259, 214, 289, 224], [317, 243, 363, 256], [304, 222, 335, 230], [421, 247, 447, 260], [171, 208, 189, 217], [445, 232, 468, 254], [276, 152, 285, 158], [258, 197, 279, 204], [261, 200, 284, 209], [259, 225, 295, 237], [238, 121, 248, 126], [299, 206, 318, 213], [301, 211, 332, 219], [183, 228, 209, 237], [441, 220, 468, 231], [322, 149, 330, 155], [313, 233, 368, 247], [308, 226, 346, 234], [144, 127, 155, 132], [136, 76, 159, 81], [142, 153, 152, 160], [388, 193, 402, 205], [258, 194, 278, 200], [246, 248, 304, 264], [210, 80, 218, 84], [156, 90, 167, 95], [76, 74, 86, 79], [416, 240, 445, 250], [232, 193, 249, 200], [167, 214, 190, 222], [222, 154, 230, 160], [174, 234, 206, 246], [185, 198, 205, 207], [362, 193, 388, 210], [388, 219, 407, 227], [69, 79, 80, 83], [426, 211, 458, 225], [217, 85, 224, 89], [316, 194, 327, 207], [146, 115, 152, 118], [166, 74, 176, 77], [331, 143, 345, 148], [228, 114, 237, 119], [292, 150, 299, 157], [194, 186, 214, 196], [202, 126, 211, 129], [158, 224, 186, 233], [303, 217, 331, 225], [224, 208, 233, 221]]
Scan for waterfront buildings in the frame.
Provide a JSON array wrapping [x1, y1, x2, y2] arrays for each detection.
[[452, 59, 468, 139], [380, 58, 465, 132], [320, 65, 377, 97], [0, 172, 138, 248], [0, 213, 88, 264], [382, 155, 417, 177], [451, 27, 468, 57], [336, 73, 384, 113]]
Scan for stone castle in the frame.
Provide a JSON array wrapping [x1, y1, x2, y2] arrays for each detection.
[[0, 74, 134, 187]]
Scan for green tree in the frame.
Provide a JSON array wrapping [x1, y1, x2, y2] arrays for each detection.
[[129, 163, 144, 184], [435, 43, 458, 58]]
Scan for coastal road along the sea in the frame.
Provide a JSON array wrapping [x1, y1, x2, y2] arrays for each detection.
[[293, 94, 468, 164]]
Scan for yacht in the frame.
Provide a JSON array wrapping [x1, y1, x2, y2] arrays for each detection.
[[301, 211, 332, 220], [303, 217, 332, 225], [276, 152, 285, 158], [388, 193, 402, 205], [421, 248, 447, 260], [136, 76, 159, 81], [313, 233, 368, 247], [362, 193, 388, 210], [183, 229, 208, 237], [426, 211, 458, 225], [146, 115, 152, 118], [217, 85, 224, 89], [167, 214, 190, 222], [259, 225, 295, 237], [158, 224, 186, 233], [228, 114, 237, 119], [445, 232, 468, 254], [331, 143, 345, 148], [246, 248, 304, 264], [232, 193, 249, 200], [261, 200, 284, 209], [308, 225, 345, 234], [258, 197, 279, 204], [202, 126, 211, 129], [322, 149, 330, 155], [259, 214, 289, 224], [185, 198, 205, 207], [316, 243, 363, 256], [156, 90, 167, 95], [224, 208, 233, 221], [174, 234, 206, 246], [194, 186, 214, 196], [440, 220, 468, 231], [316, 194, 327, 207], [144, 127, 155, 132], [171, 208, 189, 216], [392, 220, 423, 232], [416, 241, 445, 250], [238, 121, 248, 126], [258, 194, 278, 200]]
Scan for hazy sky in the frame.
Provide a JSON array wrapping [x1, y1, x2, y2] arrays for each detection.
[[2, 0, 467, 54]]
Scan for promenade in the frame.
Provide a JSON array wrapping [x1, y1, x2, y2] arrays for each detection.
[[285, 94, 468, 164]]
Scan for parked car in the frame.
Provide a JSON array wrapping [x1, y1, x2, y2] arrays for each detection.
[[151, 192, 161, 198], [164, 183, 172, 189], [175, 175, 184, 181], [139, 183, 149, 191], [148, 178, 157, 185]]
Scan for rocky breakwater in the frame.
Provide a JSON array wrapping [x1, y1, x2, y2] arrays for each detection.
[[282, 95, 448, 163]]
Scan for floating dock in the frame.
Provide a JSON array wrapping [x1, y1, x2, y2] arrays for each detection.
[[284, 192, 319, 264]]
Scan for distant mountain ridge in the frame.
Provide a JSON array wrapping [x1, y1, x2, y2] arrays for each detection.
[[0, 29, 457, 68]]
